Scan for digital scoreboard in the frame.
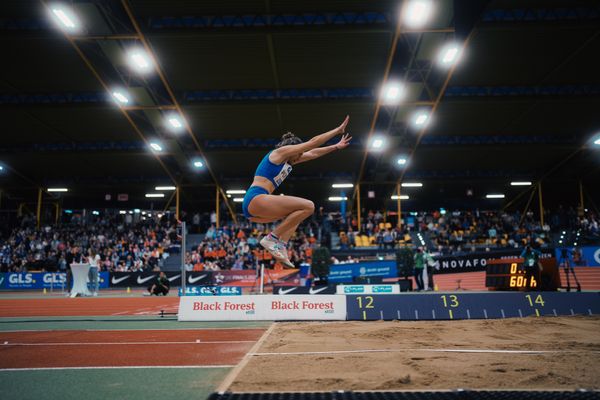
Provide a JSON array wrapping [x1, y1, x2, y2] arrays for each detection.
[[485, 260, 537, 290]]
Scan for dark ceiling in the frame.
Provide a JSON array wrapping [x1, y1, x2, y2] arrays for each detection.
[[0, 0, 599, 217]]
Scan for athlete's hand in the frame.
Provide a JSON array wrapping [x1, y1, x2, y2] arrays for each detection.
[[336, 134, 352, 150], [334, 115, 349, 135]]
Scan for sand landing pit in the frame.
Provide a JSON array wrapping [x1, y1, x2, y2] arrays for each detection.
[[229, 316, 600, 391]]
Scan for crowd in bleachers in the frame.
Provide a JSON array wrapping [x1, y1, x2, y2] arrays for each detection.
[[184, 222, 319, 271], [1, 206, 598, 272], [0, 214, 180, 273], [333, 207, 600, 255]]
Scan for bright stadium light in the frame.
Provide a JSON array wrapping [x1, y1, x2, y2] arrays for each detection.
[[381, 82, 405, 105], [486, 194, 505, 199], [438, 43, 462, 67], [401, 182, 423, 187], [412, 111, 429, 127], [511, 181, 532, 186], [193, 160, 204, 168], [111, 89, 130, 104], [134, 209, 141, 213], [119, 210, 126, 215], [47, 188, 68, 192], [127, 49, 153, 73], [233, 198, 244, 203], [165, 114, 185, 132], [92, 210, 99, 215], [226, 190, 246, 194], [155, 186, 176, 191], [370, 136, 386, 151], [50, 5, 79, 31], [328, 196, 348, 201], [149, 142, 163, 152], [403, 0, 433, 28], [332, 183, 354, 188], [397, 157, 407, 166], [0, 165, 4, 171], [594, 137, 600, 146], [391, 195, 410, 200], [145, 193, 165, 198]]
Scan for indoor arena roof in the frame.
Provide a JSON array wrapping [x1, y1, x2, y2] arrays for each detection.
[[0, 0, 599, 213]]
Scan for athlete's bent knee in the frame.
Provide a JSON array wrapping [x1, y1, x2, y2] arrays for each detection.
[[303, 200, 315, 214]]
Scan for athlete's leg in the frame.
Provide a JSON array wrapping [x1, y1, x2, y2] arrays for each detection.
[[275, 209, 313, 242], [248, 195, 314, 264], [248, 195, 314, 233]]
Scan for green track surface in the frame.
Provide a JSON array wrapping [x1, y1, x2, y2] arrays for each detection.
[[0, 367, 229, 400], [0, 316, 272, 331]]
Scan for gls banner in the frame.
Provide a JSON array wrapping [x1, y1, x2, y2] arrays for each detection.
[[178, 286, 242, 296], [110, 271, 182, 287], [273, 285, 337, 295], [178, 294, 347, 321], [1, 272, 109, 290]]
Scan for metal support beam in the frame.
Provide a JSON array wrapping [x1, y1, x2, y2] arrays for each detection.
[[121, 105, 177, 111], [71, 34, 140, 40], [39, 0, 178, 185], [518, 187, 537, 226], [396, 184, 402, 230], [352, 9, 404, 204], [54, 203, 60, 224], [538, 182, 544, 227], [356, 183, 361, 231], [176, 186, 180, 221], [121, 0, 237, 223], [36, 188, 42, 228], [215, 186, 220, 229]]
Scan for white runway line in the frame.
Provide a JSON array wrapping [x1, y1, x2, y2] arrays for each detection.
[[216, 323, 276, 392], [251, 348, 600, 357], [1, 340, 255, 346], [0, 365, 235, 372]]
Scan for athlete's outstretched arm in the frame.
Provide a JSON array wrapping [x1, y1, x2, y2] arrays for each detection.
[[270, 116, 349, 163], [292, 134, 352, 164]]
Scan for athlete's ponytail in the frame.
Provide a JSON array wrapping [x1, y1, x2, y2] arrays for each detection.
[[276, 132, 303, 148]]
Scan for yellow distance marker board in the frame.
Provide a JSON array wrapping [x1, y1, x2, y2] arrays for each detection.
[[346, 292, 600, 321]]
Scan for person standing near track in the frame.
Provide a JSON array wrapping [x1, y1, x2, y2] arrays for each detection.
[[86, 249, 101, 296], [243, 116, 351, 267]]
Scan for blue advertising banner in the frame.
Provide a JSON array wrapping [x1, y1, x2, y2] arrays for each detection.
[[554, 246, 600, 267], [0, 272, 110, 290], [178, 286, 242, 296], [582, 247, 600, 267], [328, 261, 397, 283]]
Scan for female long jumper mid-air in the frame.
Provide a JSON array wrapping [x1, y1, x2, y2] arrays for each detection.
[[242, 116, 351, 267]]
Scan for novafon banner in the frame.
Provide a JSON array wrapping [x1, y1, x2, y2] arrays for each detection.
[[178, 286, 242, 296], [0, 272, 109, 290], [336, 284, 400, 295], [178, 294, 346, 321]]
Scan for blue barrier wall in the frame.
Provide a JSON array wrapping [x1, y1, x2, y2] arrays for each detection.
[[328, 261, 397, 283], [0, 272, 110, 290], [346, 292, 600, 320]]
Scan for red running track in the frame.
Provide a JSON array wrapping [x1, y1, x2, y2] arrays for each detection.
[[0, 297, 179, 317], [0, 329, 265, 369]]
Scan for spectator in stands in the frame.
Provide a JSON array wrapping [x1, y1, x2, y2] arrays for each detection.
[[146, 271, 170, 296]]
